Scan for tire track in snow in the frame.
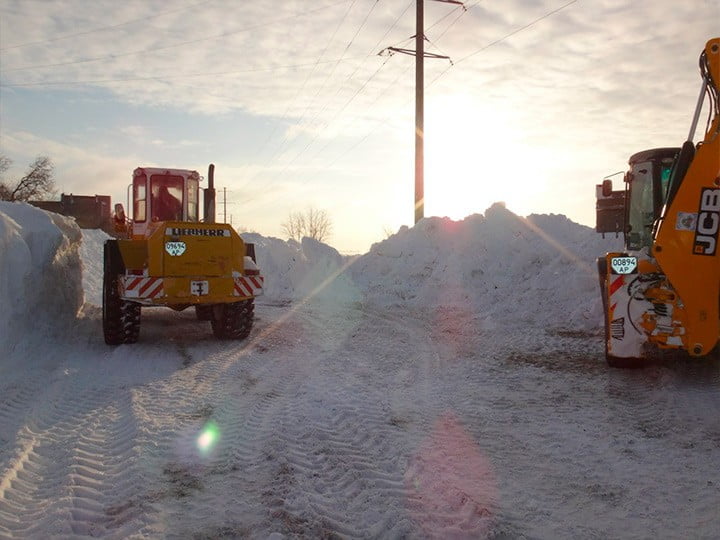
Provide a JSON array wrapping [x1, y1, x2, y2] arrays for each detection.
[[243, 303, 452, 538], [126, 305, 317, 537], [0, 374, 153, 538]]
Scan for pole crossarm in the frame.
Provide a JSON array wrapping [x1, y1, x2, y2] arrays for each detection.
[[380, 0, 465, 224], [385, 46, 451, 60]]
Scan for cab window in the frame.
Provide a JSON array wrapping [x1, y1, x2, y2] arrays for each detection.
[[187, 177, 199, 222], [133, 174, 147, 222], [627, 164, 654, 250], [150, 174, 184, 222]]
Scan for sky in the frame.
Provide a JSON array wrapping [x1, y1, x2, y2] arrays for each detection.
[[0, 0, 718, 253]]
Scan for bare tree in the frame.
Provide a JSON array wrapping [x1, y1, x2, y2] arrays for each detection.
[[0, 156, 10, 201], [282, 207, 332, 243], [0, 155, 56, 202]]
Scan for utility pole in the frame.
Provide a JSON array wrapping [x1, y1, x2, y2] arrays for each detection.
[[415, 0, 424, 225], [384, 0, 463, 224], [223, 186, 227, 224]]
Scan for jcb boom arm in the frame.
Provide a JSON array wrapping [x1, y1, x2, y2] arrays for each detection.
[[654, 37, 720, 356], [596, 38, 720, 366]]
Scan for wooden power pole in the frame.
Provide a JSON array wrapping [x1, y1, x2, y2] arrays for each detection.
[[386, 0, 463, 224], [415, 0, 425, 225]]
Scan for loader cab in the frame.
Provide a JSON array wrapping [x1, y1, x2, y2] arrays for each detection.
[[597, 148, 679, 250], [624, 148, 678, 251], [130, 167, 201, 237]]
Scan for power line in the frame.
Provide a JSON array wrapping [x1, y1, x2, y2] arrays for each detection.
[[1, 0, 352, 73], [232, 1, 471, 209], [233, 4, 415, 204], [279, 0, 381, 162], [0, 0, 215, 51], [433, 0, 483, 41], [0, 56, 365, 88], [428, 0, 579, 87], [235, 0, 359, 179], [259, 0, 582, 212]]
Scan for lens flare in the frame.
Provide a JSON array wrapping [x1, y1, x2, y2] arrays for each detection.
[[197, 421, 220, 455]]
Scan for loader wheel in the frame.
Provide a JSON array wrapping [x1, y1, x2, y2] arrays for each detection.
[[606, 355, 646, 369], [211, 300, 254, 340], [597, 257, 614, 364], [195, 304, 214, 321], [103, 243, 141, 345]]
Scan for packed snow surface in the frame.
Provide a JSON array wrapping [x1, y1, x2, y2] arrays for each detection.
[[1, 201, 719, 539]]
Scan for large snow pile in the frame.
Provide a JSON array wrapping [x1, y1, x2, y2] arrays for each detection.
[[241, 233, 361, 305], [0, 202, 83, 350], [2, 202, 622, 339], [352, 203, 622, 331]]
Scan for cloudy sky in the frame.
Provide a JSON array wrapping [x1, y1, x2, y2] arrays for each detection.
[[1, 0, 718, 252]]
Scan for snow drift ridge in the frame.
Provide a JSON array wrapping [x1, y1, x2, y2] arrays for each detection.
[[0, 202, 622, 345]]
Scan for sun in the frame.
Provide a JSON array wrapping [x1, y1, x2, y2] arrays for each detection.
[[423, 94, 542, 220]]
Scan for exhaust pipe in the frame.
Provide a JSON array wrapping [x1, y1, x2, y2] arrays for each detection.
[[204, 163, 216, 223]]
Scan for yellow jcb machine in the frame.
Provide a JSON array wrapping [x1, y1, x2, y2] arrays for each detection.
[[104, 165, 263, 344], [595, 37, 720, 367]]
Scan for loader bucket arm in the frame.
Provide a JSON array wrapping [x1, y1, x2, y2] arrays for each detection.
[[654, 38, 720, 356]]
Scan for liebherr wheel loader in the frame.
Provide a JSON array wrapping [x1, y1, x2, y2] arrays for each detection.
[[103, 164, 264, 345], [595, 37, 720, 367]]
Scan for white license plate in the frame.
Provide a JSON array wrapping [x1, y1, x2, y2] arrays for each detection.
[[191, 280, 209, 295], [610, 256, 638, 275]]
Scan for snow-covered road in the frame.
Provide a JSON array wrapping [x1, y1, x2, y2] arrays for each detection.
[[1, 203, 719, 538], [2, 300, 719, 538]]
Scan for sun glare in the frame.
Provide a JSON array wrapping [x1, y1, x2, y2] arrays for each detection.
[[197, 421, 220, 455], [424, 94, 544, 220]]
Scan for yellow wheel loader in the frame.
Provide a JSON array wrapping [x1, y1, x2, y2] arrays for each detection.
[[595, 37, 720, 367], [103, 164, 263, 344]]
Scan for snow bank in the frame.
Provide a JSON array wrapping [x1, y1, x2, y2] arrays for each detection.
[[0, 202, 622, 347], [78, 228, 112, 306], [351, 204, 622, 331], [241, 233, 361, 305], [0, 202, 84, 350]]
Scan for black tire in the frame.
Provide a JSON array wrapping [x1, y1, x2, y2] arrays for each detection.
[[195, 304, 214, 321], [211, 300, 254, 340], [597, 257, 613, 364], [606, 355, 646, 369], [103, 242, 141, 345]]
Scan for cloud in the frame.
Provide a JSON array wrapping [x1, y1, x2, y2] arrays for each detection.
[[1, 130, 138, 204], [1, 0, 718, 251]]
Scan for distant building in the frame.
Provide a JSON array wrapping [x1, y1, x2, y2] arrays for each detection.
[[30, 193, 113, 232]]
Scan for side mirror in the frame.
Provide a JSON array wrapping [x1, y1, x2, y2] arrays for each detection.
[[601, 179, 613, 197]]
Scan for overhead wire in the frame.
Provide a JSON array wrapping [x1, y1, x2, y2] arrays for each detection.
[[427, 0, 579, 88], [234, 1, 415, 203], [0, 56, 366, 88], [432, 0, 482, 41], [227, 0, 361, 197], [0, 0, 216, 51], [270, 0, 380, 172], [1, 0, 352, 73], [284, 0, 582, 208], [237, 0, 493, 208]]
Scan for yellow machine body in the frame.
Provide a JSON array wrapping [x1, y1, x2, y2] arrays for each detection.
[[103, 165, 263, 344], [596, 38, 720, 365]]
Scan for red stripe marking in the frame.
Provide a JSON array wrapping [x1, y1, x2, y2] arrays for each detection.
[[145, 280, 164, 298], [139, 278, 158, 297], [127, 277, 143, 291], [609, 275, 624, 297]]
